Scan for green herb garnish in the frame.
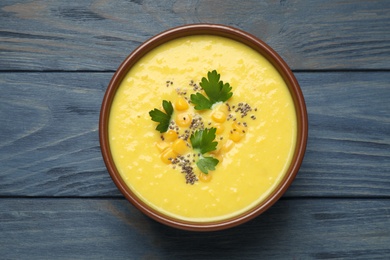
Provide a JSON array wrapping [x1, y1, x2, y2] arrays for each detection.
[[190, 127, 218, 154], [190, 128, 219, 173], [197, 156, 219, 174], [149, 100, 173, 133], [190, 70, 233, 110]]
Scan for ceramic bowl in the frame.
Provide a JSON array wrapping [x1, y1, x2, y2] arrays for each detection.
[[99, 24, 308, 231]]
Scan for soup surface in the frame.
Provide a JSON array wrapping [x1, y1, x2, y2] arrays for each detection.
[[109, 35, 297, 222]]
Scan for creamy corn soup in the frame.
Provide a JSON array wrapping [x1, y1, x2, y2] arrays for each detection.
[[109, 35, 297, 222]]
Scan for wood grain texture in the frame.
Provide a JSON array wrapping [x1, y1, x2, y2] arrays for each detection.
[[1, 1, 389, 258], [1, 0, 389, 71], [291, 72, 390, 197], [0, 72, 120, 196], [0, 72, 389, 197], [0, 198, 389, 259]]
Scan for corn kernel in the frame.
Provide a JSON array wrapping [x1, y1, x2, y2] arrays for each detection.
[[199, 173, 212, 183], [160, 148, 177, 164], [211, 110, 227, 123], [174, 97, 189, 111], [164, 130, 178, 142], [172, 139, 188, 155], [222, 139, 235, 153], [155, 141, 169, 152], [214, 123, 225, 134], [214, 154, 223, 164], [176, 113, 192, 127], [229, 130, 244, 142], [232, 121, 246, 132], [210, 146, 221, 156]]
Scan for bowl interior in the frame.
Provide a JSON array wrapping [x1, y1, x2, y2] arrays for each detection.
[[99, 24, 308, 231]]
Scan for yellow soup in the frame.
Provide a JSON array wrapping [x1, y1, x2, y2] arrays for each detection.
[[109, 35, 297, 222]]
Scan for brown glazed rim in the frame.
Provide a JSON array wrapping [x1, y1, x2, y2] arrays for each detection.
[[99, 24, 308, 232]]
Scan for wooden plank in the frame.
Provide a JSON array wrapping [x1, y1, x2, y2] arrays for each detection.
[[1, 0, 389, 71], [0, 198, 389, 259], [0, 72, 389, 197], [289, 72, 390, 197], [0, 72, 121, 196]]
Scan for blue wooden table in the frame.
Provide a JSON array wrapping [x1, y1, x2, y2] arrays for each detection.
[[1, 1, 389, 259]]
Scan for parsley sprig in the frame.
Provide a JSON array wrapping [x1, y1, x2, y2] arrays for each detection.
[[190, 127, 218, 154], [149, 100, 173, 133], [190, 70, 233, 110], [196, 157, 219, 174], [190, 128, 219, 174]]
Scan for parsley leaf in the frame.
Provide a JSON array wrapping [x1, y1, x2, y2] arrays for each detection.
[[190, 92, 213, 110], [149, 100, 173, 133], [190, 70, 233, 110], [190, 128, 219, 174], [197, 156, 219, 174], [190, 128, 218, 154]]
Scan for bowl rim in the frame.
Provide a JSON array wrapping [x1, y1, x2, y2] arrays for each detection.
[[99, 23, 308, 231]]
